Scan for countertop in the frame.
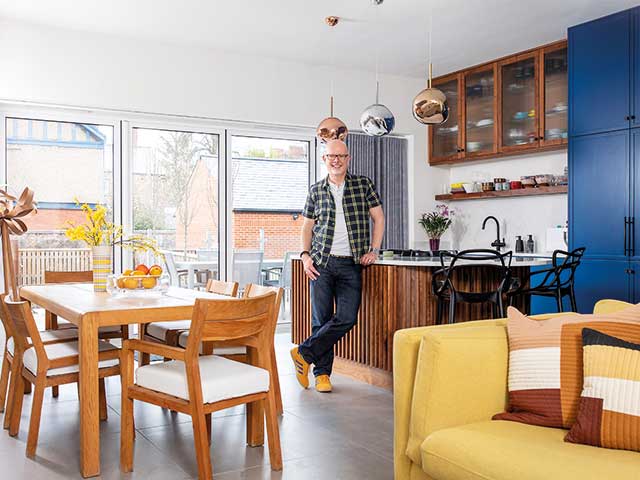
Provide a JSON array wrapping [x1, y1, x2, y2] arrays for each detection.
[[374, 256, 552, 267]]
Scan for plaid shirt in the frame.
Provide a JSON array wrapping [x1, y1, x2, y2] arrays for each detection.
[[302, 173, 382, 266]]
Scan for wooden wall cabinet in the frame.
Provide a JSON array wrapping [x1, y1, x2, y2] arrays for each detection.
[[428, 40, 567, 165]]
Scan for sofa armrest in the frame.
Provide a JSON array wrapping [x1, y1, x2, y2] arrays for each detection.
[[393, 319, 504, 479]]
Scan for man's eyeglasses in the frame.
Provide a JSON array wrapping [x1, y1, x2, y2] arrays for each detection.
[[324, 154, 350, 161]]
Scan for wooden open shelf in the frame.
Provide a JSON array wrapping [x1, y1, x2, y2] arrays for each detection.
[[435, 185, 567, 201]]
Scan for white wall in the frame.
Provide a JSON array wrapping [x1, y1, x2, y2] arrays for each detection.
[[435, 150, 568, 253], [0, 20, 563, 252]]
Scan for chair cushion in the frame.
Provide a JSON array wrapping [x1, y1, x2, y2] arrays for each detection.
[[566, 328, 640, 452], [421, 420, 640, 480], [494, 305, 640, 428], [135, 355, 269, 403], [146, 320, 191, 342], [22, 340, 119, 377], [177, 332, 247, 356]]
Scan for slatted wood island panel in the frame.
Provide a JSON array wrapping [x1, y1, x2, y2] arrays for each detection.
[[291, 258, 534, 388]]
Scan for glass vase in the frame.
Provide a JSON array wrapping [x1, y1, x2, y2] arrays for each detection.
[[429, 238, 441, 252]]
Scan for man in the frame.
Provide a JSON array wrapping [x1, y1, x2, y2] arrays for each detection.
[[291, 139, 385, 393]]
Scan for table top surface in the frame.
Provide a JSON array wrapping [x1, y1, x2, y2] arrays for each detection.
[[20, 284, 228, 320], [374, 256, 552, 267]]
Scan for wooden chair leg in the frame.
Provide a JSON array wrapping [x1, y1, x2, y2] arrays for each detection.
[[120, 351, 135, 473], [23, 380, 32, 394], [202, 342, 214, 356], [51, 386, 59, 398], [4, 357, 21, 430], [205, 412, 212, 445], [191, 412, 213, 480], [0, 355, 10, 413], [139, 352, 150, 367], [26, 379, 46, 458], [246, 400, 264, 447], [9, 363, 25, 436], [270, 348, 283, 415], [264, 390, 282, 471], [99, 378, 108, 421]]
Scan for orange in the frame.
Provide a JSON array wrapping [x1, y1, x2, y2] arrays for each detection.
[[149, 265, 163, 276], [116, 277, 126, 289], [132, 270, 145, 276], [123, 269, 133, 276], [141, 277, 157, 289], [123, 277, 139, 290], [135, 264, 149, 275]]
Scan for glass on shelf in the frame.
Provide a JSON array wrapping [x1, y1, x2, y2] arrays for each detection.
[[465, 69, 495, 154], [502, 57, 537, 147], [543, 47, 567, 141], [431, 78, 459, 158]]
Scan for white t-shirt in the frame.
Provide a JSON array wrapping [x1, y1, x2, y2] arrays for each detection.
[[329, 181, 352, 256]]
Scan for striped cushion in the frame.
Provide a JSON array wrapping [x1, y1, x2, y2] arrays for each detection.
[[565, 328, 640, 452], [493, 305, 640, 428]]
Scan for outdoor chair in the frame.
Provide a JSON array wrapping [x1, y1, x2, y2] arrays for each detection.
[[232, 250, 264, 290]]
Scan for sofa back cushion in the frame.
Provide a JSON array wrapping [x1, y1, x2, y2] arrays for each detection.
[[565, 328, 640, 452], [493, 305, 640, 428]]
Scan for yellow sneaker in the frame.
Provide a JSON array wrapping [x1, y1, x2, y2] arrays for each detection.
[[290, 347, 310, 389], [315, 375, 332, 393]]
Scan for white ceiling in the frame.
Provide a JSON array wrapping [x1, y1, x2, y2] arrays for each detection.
[[0, 0, 638, 78]]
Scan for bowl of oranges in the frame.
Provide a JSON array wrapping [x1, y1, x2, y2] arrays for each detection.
[[107, 264, 170, 296]]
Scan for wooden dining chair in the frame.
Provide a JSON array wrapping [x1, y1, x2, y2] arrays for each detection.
[[120, 293, 282, 480], [0, 293, 79, 421], [2, 294, 120, 458], [137, 278, 239, 366]]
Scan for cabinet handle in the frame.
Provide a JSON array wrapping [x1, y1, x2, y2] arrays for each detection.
[[626, 116, 631, 121], [460, 148, 465, 152], [633, 115, 637, 120], [632, 217, 636, 257], [625, 216, 629, 255]]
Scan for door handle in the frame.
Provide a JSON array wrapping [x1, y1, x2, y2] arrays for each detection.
[[625, 217, 629, 255]]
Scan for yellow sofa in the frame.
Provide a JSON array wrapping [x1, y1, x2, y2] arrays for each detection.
[[393, 300, 640, 480]]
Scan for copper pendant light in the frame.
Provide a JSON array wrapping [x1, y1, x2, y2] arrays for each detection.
[[317, 16, 349, 143], [412, 2, 448, 125], [360, 0, 395, 136]]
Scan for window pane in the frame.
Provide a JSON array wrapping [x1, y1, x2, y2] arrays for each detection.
[[231, 136, 309, 319], [6, 117, 114, 286], [131, 128, 219, 287]]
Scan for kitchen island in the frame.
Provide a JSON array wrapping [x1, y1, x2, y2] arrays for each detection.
[[291, 255, 552, 388]]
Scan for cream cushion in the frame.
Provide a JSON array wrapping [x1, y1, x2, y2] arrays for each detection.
[[135, 355, 269, 403], [146, 320, 191, 341], [7, 338, 119, 376], [177, 332, 247, 356]]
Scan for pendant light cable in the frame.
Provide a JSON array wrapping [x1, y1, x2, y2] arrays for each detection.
[[375, 1, 380, 103]]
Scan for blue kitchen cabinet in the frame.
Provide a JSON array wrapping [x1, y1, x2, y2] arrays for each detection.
[[574, 259, 631, 313], [633, 8, 640, 129], [569, 9, 631, 136], [569, 130, 629, 259]]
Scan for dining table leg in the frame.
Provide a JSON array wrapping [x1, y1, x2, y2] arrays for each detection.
[[187, 266, 195, 289], [79, 313, 101, 478]]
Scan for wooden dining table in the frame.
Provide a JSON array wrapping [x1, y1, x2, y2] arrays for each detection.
[[19, 283, 226, 478]]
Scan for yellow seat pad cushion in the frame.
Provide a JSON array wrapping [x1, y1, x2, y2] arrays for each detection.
[[421, 420, 640, 480]]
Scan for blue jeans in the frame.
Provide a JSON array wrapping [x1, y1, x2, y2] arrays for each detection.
[[298, 256, 362, 377]]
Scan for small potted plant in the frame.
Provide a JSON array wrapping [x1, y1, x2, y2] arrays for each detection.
[[418, 204, 454, 251], [65, 201, 163, 291]]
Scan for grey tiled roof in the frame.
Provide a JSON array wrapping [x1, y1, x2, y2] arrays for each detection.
[[232, 158, 308, 211]]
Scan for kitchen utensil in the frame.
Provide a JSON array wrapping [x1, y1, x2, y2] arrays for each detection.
[[510, 180, 522, 189]]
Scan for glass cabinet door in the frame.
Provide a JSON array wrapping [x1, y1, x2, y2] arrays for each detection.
[[464, 66, 496, 157], [541, 46, 568, 145], [429, 75, 460, 162], [500, 54, 539, 151]]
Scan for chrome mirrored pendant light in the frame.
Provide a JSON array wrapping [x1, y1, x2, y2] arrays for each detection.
[[412, 2, 448, 125], [317, 16, 348, 143], [360, 0, 395, 136]]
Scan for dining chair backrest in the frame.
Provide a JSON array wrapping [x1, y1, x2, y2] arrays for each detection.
[[232, 250, 264, 286], [162, 251, 181, 286], [0, 293, 15, 345], [438, 249, 513, 296], [185, 293, 276, 367], [44, 270, 93, 284], [205, 278, 239, 297], [549, 247, 586, 287], [2, 295, 45, 360], [244, 283, 284, 334]]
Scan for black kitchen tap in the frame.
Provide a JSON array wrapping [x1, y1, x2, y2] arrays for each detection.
[[482, 216, 506, 251]]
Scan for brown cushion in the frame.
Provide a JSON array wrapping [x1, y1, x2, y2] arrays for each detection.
[[493, 305, 640, 428], [565, 328, 640, 452]]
